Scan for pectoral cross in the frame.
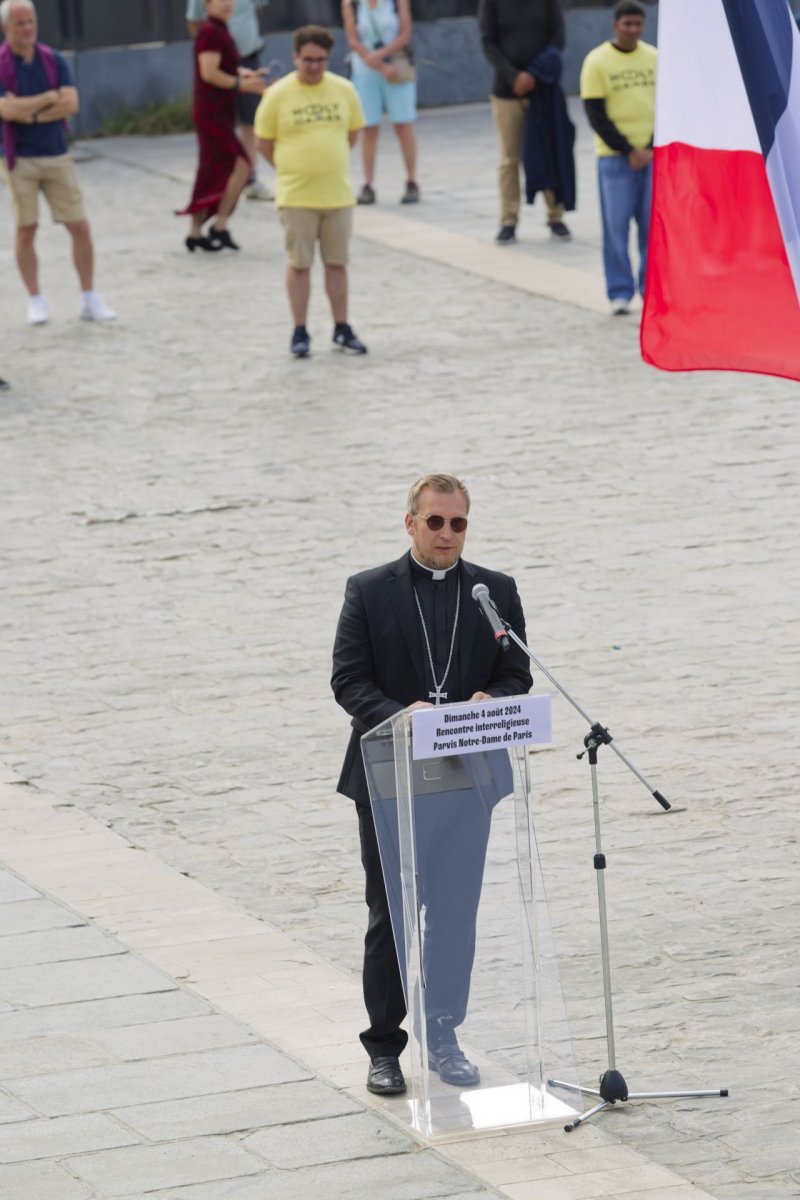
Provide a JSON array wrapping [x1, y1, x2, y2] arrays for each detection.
[[428, 687, 448, 706]]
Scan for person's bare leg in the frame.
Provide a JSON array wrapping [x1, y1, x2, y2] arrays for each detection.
[[324, 263, 348, 325], [212, 157, 250, 231], [393, 122, 417, 182], [361, 125, 380, 186], [65, 219, 94, 290], [16, 225, 41, 295], [287, 266, 311, 327], [189, 209, 207, 238], [239, 124, 256, 174]]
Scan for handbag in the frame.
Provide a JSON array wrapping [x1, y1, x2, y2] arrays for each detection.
[[380, 47, 416, 85], [362, 2, 416, 85]]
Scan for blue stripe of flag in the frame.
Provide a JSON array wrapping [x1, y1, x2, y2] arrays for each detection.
[[721, 0, 793, 159]]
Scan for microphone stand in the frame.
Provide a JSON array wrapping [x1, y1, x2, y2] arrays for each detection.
[[492, 610, 728, 1132]]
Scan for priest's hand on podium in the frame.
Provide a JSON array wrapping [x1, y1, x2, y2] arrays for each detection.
[[470, 691, 491, 702]]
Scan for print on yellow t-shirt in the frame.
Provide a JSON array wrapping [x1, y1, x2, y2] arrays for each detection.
[[254, 72, 366, 208], [580, 41, 657, 157]]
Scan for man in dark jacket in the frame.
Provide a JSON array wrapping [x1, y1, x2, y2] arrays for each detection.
[[479, 0, 571, 243], [331, 473, 532, 1097]]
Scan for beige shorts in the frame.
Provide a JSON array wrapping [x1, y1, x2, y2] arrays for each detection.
[[279, 206, 352, 269], [1, 154, 86, 227]]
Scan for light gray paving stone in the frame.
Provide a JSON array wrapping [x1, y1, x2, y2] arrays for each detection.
[[113, 1150, 495, 1200], [0, 1092, 35, 1125], [112, 1079, 361, 1140], [0, 1112, 140, 1163], [0, 988, 212, 1042], [91, 1013, 257, 1060], [0, 1032, 113, 1077], [66, 1135, 265, 1195], [0, 899, 85, 936], [0, 954, 176, 1007], [244, 1110, 412, 1168], [0, 1013, 250, 1079], [0, 873, 39, 905], [0, 925, 125, 969], [7, 1043, 312, 1115], [0, 1159, 92, 1199]]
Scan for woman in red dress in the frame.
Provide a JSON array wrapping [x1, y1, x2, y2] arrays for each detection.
[[178, 0, 265, 251]]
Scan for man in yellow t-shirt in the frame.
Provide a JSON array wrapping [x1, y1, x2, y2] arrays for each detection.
[[580, 0, 657, 314], [255, 24, 366, 357]]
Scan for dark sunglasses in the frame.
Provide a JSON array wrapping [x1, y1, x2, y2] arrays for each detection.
[[416, 514, 468, 533]]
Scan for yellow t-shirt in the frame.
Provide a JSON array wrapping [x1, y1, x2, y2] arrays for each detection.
[[580, 40, 657, 158], [254, 72, 365, 208]]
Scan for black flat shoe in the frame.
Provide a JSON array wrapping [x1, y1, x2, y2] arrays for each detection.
[[367, 1055, 406, 1095], [185, 235, 220, 253], [428, 1042, 480, 1087], [208, 227, 240, 251]]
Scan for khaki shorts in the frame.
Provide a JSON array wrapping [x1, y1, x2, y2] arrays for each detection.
[[1, 154, 86, 227], [279, 206, 352, 269]]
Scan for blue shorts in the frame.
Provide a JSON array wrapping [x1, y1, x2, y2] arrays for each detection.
[[352, 67, 417, 127]]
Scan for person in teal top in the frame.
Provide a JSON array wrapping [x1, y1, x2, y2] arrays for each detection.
[[186, 0, 273, 199], [342, 0, 419, 206]]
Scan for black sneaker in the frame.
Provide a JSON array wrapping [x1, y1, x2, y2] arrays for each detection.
[[401, 180, 420, 204], [357, 183, 376, 205], [496, 224, 516, 244], [549, 220, 572, 241], [333, 323, 368, 354], [291, 326, 311, 357]]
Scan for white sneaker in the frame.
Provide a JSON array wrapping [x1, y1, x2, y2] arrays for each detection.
[[27, 294, 49, 325], [246, 180, 273, 201], [610, 300, 631, 316], [81, 292, 117, 322]]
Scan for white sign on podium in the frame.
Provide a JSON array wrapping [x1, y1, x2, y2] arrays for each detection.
[[411, 694, 552, 760]]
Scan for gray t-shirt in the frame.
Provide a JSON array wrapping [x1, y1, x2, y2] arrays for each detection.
[[185, 0, 265, 58]]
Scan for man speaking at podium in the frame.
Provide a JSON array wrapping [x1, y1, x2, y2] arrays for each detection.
[[331, 473, 532, 1096]]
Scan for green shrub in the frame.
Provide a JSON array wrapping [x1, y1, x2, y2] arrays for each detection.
[[94, 95, 194, 138]]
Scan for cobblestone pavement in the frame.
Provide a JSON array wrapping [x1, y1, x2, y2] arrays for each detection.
[[2, 102, 799, 1198]]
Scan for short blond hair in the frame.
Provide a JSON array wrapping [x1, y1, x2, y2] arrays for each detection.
[[407, 473, 470, 515]]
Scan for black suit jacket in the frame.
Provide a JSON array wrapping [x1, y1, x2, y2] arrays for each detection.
[[331, 553, 533, 805]]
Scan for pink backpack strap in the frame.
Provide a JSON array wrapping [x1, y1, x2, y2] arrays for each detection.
[[36, 42, 59, 89], [0, 42, 18, 171]]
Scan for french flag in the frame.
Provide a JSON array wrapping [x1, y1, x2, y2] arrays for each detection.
[[641, 0, 800, 382]]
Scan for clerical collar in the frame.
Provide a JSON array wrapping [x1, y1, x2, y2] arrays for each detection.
[[409, 550, 460, 582]]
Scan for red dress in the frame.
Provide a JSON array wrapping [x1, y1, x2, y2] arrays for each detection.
[[177, 17, 250, 217]]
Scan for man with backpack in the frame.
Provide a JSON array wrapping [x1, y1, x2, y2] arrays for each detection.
[[0, 0, 116, 325]]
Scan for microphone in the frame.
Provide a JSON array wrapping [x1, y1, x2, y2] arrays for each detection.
[[471, 583, 510, 653]]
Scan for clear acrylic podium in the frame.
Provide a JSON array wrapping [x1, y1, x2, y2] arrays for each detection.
[[361, 698, 582, 1138]]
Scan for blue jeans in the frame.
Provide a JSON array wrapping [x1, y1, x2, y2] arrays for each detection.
[[597, 156, 652, 302]]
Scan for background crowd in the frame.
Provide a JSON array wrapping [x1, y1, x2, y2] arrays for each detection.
[[0, 0, 657, 354]]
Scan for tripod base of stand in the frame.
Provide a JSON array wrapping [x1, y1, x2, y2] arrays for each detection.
[[548, 1073, 728, 1132]]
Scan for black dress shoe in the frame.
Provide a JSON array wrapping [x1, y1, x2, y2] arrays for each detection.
[[496, 224, 517, 244], [185, 235, 220, 252], [208, 227, 240, 250], [367, 1055, 406, 1095], [428, 1042, 480, 1087]]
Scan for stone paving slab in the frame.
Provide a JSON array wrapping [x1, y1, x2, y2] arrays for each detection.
[[65, 1136, 267, 1195], [6, 1042, 311, 1115], [111, 1079, 361, 1141], [0, 924, 125, 969], [0, 1159, 93, 1199], [0, 953, 176, 1008], [0, 1112, 140, 1164], [242, 1110, 412, 1168]]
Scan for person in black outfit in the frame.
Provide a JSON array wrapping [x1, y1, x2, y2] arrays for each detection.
[[478, 0, 572, 243], [331, 473, 532, 1096]]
